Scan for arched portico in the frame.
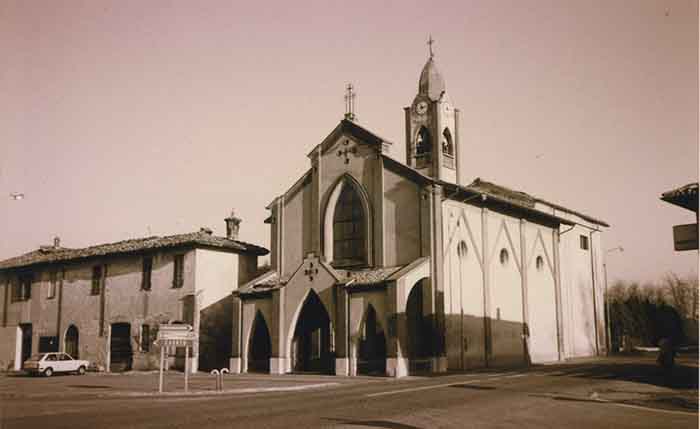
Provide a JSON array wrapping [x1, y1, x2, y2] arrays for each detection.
[[248, 311, 272, 373], [288, 289, 334, 374], [357, 305, 387, 375]]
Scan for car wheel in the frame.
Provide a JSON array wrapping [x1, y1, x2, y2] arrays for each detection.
[[44, 367, 53, 377], [77, 366, 86, 375]]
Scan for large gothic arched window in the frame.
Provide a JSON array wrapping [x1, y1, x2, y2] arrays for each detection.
[[332, 184, 367, 267]]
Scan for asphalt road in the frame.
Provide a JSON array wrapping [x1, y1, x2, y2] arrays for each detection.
[[1, 356, 697, 429]]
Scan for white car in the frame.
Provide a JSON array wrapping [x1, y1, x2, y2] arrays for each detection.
[[23, 352, 90, 377]]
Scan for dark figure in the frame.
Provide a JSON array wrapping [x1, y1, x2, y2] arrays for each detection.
[[657, 337, 676, 371]]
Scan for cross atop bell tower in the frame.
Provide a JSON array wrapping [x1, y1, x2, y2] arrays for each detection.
[[427, 34, 435, 59], [404, 39, 461, 184], [344, 83, 356, 121]]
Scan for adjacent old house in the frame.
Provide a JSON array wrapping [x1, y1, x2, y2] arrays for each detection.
[[230, 51, 609, 377], [0, 213, 267, 373]]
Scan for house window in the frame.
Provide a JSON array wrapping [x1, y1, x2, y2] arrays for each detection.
[[48, 271, 57, 299], [457, 241, 468, 259], [11, 274, 32, 302], [172, 255, 184, 288], [91, 266, 102, 295], [332, 184, 367, 267], [140, 324, 151, 352], [499, 248, 509, 265], [535, 256, 544, 271], [580, 235, 589, 250], [141, 257, 153, 291]]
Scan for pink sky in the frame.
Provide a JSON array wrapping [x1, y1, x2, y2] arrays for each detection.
[[0, 0, 697, 284]]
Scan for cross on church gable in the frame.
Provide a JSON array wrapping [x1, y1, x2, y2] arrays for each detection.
[[337, 139, 357, 165], [304, 262, 319, 281]]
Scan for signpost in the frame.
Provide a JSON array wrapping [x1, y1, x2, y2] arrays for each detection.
[[154, 324, 196, 393], [673, 223, 698, 251]]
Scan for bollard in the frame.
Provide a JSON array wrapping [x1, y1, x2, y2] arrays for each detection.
[[210, 369, 221, 391], [220, 368, 229, 391]]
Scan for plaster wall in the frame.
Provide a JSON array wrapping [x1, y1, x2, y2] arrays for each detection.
[[281, 181, 311, 277], [524, 223, 558, 363], [487, 213, 525, 367], [0, 249, 207, 372], [194, 249, 238, 309], [559, 224, 604, 358], [442, 202, 486, 369], [0, 326, 16, 371], [383, 167, 421, 266]]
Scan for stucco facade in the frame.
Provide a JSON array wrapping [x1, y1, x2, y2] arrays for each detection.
[[232, 55, 608, 378], [0, 227, 267, 373]]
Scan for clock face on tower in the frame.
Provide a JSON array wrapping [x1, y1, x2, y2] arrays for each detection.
[[414, 101, 428, 115]]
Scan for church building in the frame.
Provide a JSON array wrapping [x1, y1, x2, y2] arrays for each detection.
[[231, 47, 609, 378]]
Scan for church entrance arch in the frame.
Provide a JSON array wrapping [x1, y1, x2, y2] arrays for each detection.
[[291, 290, 333, 374], [406, 280, 432, 373], [248, 311, 271, 373], [357, 305, 386, 375], [65, 325, 79, 359]]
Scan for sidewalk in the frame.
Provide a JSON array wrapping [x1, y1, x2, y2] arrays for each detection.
[[528, 354, 698, 413], [0, 371, 381, 400]]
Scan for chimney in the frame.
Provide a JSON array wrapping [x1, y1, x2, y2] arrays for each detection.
[[199, 227, 213, 235], [53, 236, 61, 248], [224, 210, 242, 240]]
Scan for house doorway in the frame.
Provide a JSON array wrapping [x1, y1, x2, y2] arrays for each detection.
[[110, 323, 132, 372], [65, 325, 79, 359], [19, 324, 32, 369]]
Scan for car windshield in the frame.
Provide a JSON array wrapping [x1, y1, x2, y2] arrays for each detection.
[[26, 354, 46, 361]]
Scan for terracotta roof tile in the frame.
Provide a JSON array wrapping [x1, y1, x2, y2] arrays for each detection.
[[0, 231, 268, 271], [338, 266, 405, 287]]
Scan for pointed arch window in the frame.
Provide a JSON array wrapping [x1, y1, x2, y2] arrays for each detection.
[[442, 128, 454, 169], [415, 126, 432, 157], [332, 184, 367, 267]]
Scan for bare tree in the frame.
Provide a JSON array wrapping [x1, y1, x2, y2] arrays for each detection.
[[663, 272, 699, 321]]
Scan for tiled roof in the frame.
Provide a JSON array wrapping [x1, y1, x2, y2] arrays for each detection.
[[0, 230, 268, 271], [464, 178, 535, 208], [337, 266, 405, 287], [235, 270, 283, 295], [235, 264, 405, 297], [661, 183, 698, 212], [465, 178, 610, 227]]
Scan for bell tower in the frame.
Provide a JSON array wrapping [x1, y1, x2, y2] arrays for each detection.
[[405, 36, 460, 184]]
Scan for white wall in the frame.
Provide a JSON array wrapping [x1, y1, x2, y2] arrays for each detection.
[[194, 249, 239, 309]]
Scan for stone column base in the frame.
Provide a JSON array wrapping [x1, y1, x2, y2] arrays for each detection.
[[270, 357, 289, 375], [229, 357, 242, 374], [335, 358, 349, 376], [386, 357, 408, 378], [432, 356, 447, 373]]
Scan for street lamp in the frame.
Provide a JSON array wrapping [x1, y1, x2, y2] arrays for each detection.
[[603, 246, 624, 354]]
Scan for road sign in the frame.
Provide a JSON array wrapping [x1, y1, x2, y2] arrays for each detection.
[[673, 223, 698, 251], [155, 324, 195, 394], [155, 324, 195, 346]]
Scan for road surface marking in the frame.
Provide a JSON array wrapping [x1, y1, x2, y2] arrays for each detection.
[[602, 401, 697, 417], [365, 375, 515, 398]]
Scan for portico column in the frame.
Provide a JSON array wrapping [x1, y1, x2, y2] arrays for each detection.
[[334, 285, 350, 376], [385, 280, 408, 377]]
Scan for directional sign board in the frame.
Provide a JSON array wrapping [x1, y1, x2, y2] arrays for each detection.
[[673, 223, 698, 251], [155, 324, 195, 393], [155, 324, 195, 346]]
